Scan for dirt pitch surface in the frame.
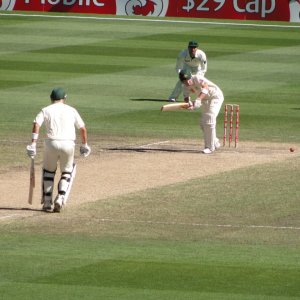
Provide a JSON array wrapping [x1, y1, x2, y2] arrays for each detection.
[[0, 140, 297, 223]]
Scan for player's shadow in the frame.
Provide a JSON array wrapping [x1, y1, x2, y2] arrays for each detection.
[[0, 207, 43, 212], [131, 98, 169, 102], [108, 147, 200, 153]]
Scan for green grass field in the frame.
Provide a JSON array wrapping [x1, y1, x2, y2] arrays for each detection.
[[0, 12, 300, 300]]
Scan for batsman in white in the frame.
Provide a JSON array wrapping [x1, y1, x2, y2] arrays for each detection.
[[179, 70, 224, 154], [26, 88, 91, 212], [168, 41, 207, 102]]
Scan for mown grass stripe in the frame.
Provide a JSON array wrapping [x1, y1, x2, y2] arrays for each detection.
[[1, 13, 300, 29]]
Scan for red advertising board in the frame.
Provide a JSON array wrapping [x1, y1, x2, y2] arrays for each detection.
[[0, 0, 299, 23], [172, 0, 299, 22], [175, 0, 245, 20], [2, 0, 116, 14]]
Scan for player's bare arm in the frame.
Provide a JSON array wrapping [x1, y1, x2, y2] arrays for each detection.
[[80, 126, 88, 145], [31, 122, 40, 143]]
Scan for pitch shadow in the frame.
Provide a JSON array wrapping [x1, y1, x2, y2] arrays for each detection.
[[130, 98, 169, 102], [0, 207, 47, 213], [107, 147, 200, 153]]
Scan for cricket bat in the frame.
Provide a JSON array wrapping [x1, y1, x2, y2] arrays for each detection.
[[28, 157, 35, 205], [161, 102, 189, 111]]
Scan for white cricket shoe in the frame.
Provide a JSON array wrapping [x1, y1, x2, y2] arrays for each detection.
[[168, 97, 176, 102], [202, 148, 213, 154], [215, 140, 221, 150], [42, 200, 52, 211], [53, 195, 64, 213]]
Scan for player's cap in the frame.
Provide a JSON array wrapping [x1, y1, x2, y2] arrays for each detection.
[[188, 40, 198, 48], [179, 70, 192, 82], [50, 88, 66, 100]]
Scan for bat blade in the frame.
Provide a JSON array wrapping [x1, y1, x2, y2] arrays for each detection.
[[28, 157, 35, 205], [161, 102, 189, 111]]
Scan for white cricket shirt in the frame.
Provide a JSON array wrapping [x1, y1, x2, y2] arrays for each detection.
[[183, 75, 222, 100], [176, 48, 207, 75], [34, 102, 85, 141]]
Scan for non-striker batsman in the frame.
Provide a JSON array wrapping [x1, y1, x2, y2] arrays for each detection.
[[26, 88, 91, 212]]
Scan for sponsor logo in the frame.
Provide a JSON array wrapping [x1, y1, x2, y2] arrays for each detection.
[[0, 0, 16, 10], [181, 0, 277, 19], [22, 0, 105, 6], [132, 0, 155, 15], [178, 0, 300, 22], [116, 0, 169, 17], [233, 0, 276, 18]]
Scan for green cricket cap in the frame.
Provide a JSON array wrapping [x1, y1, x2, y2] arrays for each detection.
[[50, 88, 66, 100], [179, 70, 192, 82], [188, 40, 198, 48]]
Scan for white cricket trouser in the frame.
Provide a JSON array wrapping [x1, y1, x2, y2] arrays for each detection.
[[43, 139, 75, 173], [169, 80, 183, 100], [200, 90, 224, 150]]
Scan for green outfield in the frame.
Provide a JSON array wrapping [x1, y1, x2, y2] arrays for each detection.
[[0, 12, 300, 300]]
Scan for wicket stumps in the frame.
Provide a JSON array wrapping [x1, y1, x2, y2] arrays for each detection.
[[223, 104, 239, 148]]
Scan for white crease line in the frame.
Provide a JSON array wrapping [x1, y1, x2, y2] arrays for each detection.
[[0, 214, 21, 220], [1, 213, 299, 231], [138, 141, 170, 148], [99, 218, 300, 231]]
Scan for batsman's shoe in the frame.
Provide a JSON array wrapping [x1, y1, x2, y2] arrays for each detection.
[[168, 97, 176, 102], [53, 195, 64, 213], [202, 148, 214, 154], [42, 201, 52, 212], [53, 203, 61, 213], [215, 140, 221, 150], [53, 202, 61, 213]]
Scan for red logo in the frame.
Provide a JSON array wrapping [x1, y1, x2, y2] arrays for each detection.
[[133, 0, 156, 15], [117, 0, 168, 17]]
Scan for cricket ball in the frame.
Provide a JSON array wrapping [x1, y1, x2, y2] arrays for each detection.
[[290, 147, 295, 153]]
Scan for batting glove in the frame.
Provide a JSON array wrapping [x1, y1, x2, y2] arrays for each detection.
[[26, 143, 36, 158], [80, 144, 91, 157], [194, 99, 202, 109], [186, 100, 195, 111]]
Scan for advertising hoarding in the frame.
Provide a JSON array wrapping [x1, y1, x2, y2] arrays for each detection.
[[1, 0, 299, 22]]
